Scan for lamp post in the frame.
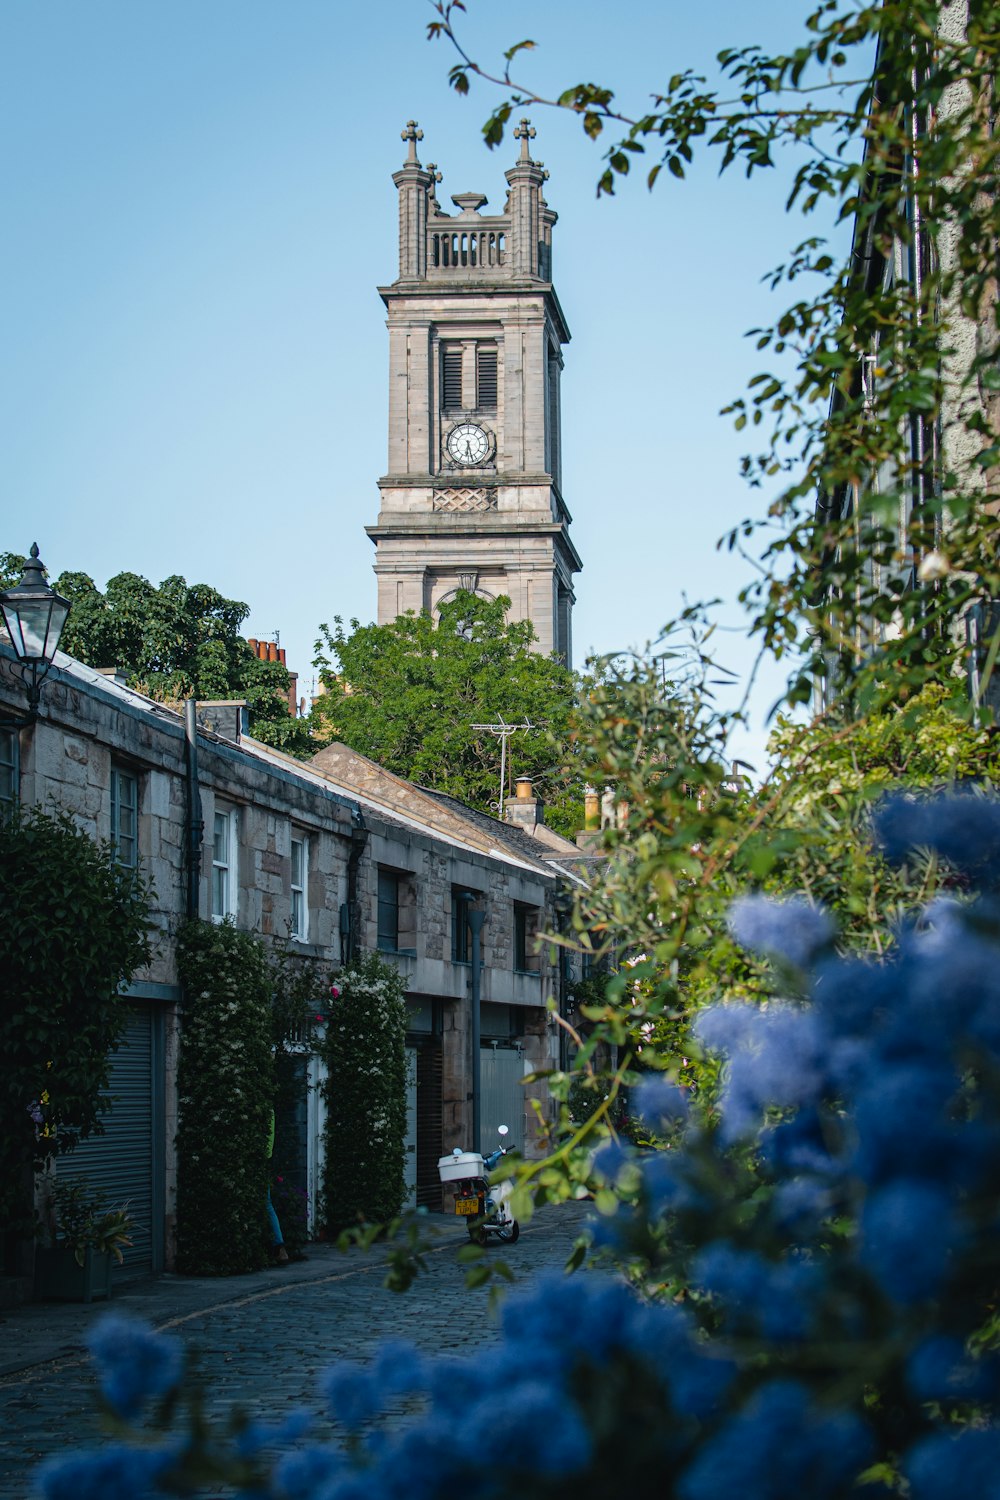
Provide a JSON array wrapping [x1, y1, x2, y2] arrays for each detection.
[[0, 543, 71, 724]]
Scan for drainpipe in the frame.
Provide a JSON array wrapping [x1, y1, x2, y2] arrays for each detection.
[[553, 891, 573, 1073], [468, 907, 486, 1153], [184, 699, 204, 921], [906, 71, 929, 571], [343, 807, 368, 964]]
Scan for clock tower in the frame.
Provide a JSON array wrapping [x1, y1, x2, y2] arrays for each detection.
[[367, 119, 581, 664]]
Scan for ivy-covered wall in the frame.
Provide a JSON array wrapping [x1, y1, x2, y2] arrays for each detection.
[[320, 953, 408, 1232], [174, 920, 275, 1275]]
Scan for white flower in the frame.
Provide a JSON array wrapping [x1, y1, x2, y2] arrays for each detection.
[[917, 549, 950, 582]]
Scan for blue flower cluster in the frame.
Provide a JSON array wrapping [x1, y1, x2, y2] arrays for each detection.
[[84, 1314, 185, 1421], [274, 1272, 740, 1500], [32, 795, 1000, 1500]]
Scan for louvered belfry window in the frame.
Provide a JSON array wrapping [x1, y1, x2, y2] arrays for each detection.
[[442, 348, 463, 410], [476, 345, 498, 408]]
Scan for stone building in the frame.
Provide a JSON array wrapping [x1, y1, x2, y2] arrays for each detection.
[[367, 119, 582, 664], [1, 639, 584, 1291], [310, 741, 587, 1199]]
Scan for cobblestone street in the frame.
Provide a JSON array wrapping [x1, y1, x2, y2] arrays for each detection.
[[0, 1201, 595, 1498]]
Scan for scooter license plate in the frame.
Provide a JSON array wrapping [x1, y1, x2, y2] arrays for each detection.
[[455, 1197, 479, 1215]]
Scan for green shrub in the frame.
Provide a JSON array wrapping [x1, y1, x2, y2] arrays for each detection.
[[320, 953, 408, 1231], [175, 920, 274, 1274], [0, 806, 152, 1241]]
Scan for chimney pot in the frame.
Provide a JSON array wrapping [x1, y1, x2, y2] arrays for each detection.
[[515, 777, 533, 800], [584, 787, 600, 831]]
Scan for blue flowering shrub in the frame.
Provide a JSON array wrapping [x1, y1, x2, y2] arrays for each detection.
[[35, 795, 1000, 1500]]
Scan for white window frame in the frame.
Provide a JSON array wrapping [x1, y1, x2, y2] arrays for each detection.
[[0, 729, 18, 814], [110, 765, 139, 869], [290, 833, 308, 942], [211, 806, 239, 923]]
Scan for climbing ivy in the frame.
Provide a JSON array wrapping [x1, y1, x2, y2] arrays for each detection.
[[174, 920, 274, 1275], [320, 953, 408, 1233]]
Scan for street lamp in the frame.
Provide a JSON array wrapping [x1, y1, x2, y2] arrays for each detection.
[[0, 543, 71, 722]]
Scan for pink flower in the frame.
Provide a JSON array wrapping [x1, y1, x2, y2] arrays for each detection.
[[329, 985, 341, 1000]]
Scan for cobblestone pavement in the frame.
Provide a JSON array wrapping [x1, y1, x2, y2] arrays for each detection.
[[0, 1201, 597, 1498]]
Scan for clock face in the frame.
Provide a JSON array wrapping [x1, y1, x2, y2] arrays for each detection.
[[446, 422, 491, 466]]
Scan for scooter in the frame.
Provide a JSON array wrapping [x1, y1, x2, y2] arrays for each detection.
[[437, 1125, 520, 1245]]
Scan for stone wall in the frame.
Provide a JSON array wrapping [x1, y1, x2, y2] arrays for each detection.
[[2, 647, 574, 1269]]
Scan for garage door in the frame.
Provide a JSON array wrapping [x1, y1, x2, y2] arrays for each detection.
[[480, 1045, 526, 1157], [56, 1003, 164, 1280]]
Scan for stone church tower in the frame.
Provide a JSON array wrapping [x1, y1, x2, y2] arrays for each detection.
[[366, 119, 581, 664]]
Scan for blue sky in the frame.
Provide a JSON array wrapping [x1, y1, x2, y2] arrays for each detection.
[[2, 0, 839, 771]]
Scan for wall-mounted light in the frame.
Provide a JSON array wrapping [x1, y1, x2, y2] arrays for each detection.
[[0, 544, 71, 723]]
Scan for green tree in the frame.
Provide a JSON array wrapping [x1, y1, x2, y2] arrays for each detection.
[[430, 0, 1000, 718], [0, 552, 23, 591], [0, 807, 152, 1251], [46, 567, 310, 752], [312, 591, 582, 834]]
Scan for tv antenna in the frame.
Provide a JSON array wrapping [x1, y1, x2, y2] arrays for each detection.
[[470, 715, 536, 821]]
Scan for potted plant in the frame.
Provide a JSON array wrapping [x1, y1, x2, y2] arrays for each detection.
[[35, 1177, 135, 1303]]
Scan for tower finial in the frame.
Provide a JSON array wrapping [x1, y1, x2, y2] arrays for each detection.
[[513, 118, 536, 162], [401, 120, 424, 165]]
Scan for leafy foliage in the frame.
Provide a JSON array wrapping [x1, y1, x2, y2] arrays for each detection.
[[42, 1178, 135, 1266], [174, 919, 275, 1275], [37, 797, 1000, 1500], [430, 0, 1000, 719], [552, 648, 1000, 1121], [311, 592, 582, 835], [176, 929, 414, 1268], [0, 551, 25, 591], [753, 683, 1000, 943], [0, 806, 152, 1235], [46, 565, 310, 751], [320, 953, 408, 1233]]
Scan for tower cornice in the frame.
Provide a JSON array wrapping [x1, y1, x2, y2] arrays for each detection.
[[378, 282, 571, 346]]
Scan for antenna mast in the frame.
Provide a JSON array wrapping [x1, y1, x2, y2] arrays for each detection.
[[470, 715, 536, 821]]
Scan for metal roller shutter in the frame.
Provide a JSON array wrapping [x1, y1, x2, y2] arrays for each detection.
[[480, 1045, 526, 1157], [415, 1042, 443, 1209], [57, 1004, 161, 1280]]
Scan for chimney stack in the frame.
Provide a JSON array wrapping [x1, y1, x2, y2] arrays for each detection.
[[247, 637, 299, 717], [505, 777, 544, 833]]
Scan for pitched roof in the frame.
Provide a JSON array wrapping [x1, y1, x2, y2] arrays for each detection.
[[308, 741, 568, 878]]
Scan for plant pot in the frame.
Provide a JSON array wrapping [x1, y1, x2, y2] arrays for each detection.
[[34, 1245, 113, 1303]]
